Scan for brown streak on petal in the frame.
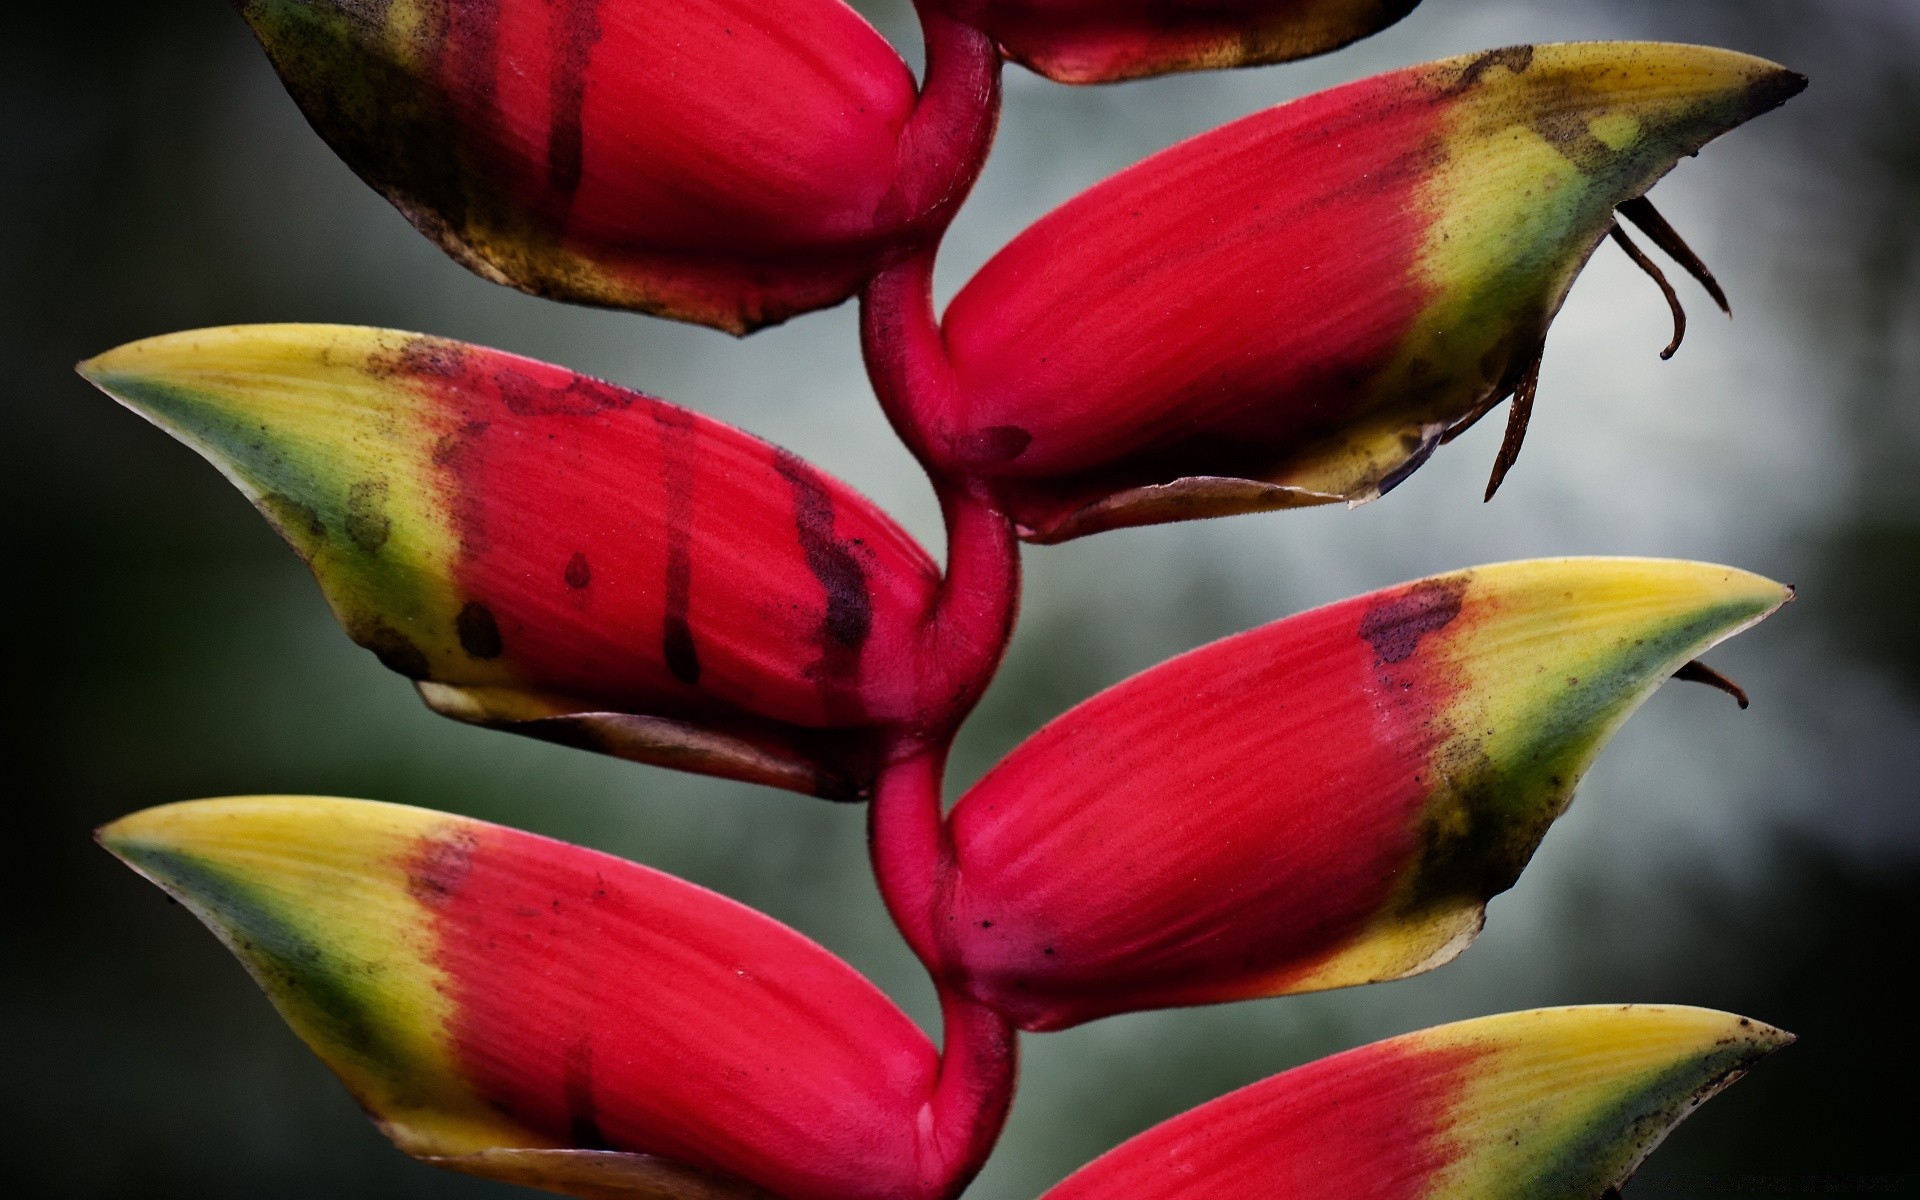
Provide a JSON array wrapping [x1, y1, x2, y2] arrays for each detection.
[[1446, 44, 1535, 94], [773, 449, 872, 723], [1609, 222, 1688, 359], [1359, 577, 1468, 666], [1618, 196, 1732, 315], [545, 0, 603, 202], [564, 1036, 609, 1150], [1483, 350, 1544, 502], [1674, 659, 1751, 709], [655, 408, 701, 687]]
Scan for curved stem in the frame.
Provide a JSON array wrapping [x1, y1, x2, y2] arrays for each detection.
[[891, 5, 1003, 237], [921, 988, 1018, 1200], [869, 738, 951, 972], [862, 244, 958, 469], [870, 743, 1017, 1199]]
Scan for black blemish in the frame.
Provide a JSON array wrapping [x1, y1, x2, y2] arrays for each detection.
[[774, 449, 873, 721], [545, 0, 603, 201], [564, 551, 592, 589], [456, 601, 504, 659], [494, 368, 635, 417], [1449, 44, 1534, 92], [663, 618, 700, 686], [1402, 739, 1544, 914], [563, 1036, 610, 1150], [259, 492, 328, 546], [345, 479, 392, 552], [407, 828, 476, 905], [957, 424, 1032, 464], [355, 617, 432, 679], [396, 336, 469, 379], [1530, 108, 1619, 175], [656, 409, 702, 686], [1359, 577, 1468, 665]]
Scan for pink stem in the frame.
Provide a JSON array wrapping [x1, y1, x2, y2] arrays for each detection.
[[862, 232, 962, 469], [869, 738, 951, 972], [870, 743, 1018, 1200], [891, 4, 1003, 239], [921, 987, 1018, 1199], [865, 11, 1019, 1199]]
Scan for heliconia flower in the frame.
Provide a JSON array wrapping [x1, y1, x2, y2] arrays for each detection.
[[943, 558, 1789, 1030], [928, 43, 1804, 541], [228, 0, 982, 333], [937, 0, 1422, 83], [1041, 1006, 1790, 1200], [97, 795, 1014, 1200], [78, 325, 948, 800]]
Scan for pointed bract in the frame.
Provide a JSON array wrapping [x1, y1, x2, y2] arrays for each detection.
[[1043, 1006, 1789, 1200], [98, 796, 938, 1200], [232, 0, 920, 332], [940, 0, 1422, 83], [946, 559, 1789, 1030], [935, 43, 1804, 540], [80, 326, 940, 798]]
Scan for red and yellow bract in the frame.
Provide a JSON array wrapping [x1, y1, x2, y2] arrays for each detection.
[[81, 325, 944, 798], [946, 559, 1790, 1028], [931, 43, 1803, 539]]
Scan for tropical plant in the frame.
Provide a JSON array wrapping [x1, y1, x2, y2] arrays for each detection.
[[83, 2, 1807, 1197]]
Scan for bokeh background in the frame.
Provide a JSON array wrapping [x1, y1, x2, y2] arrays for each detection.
[[6, 0, 1918, 1195]]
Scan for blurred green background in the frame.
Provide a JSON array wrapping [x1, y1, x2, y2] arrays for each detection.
[[6, 0, 1918, 1195]]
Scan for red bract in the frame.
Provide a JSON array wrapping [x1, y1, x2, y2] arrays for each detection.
[[908, 43, 1804, 539], [938, 560, 1787, 1029], [936, 0, 1422, 82], [99, 797, 1015, 1200], [1041, 1006, 1790, 1200], [235, 0, 999, 332], [79, 325, 1017, 799]]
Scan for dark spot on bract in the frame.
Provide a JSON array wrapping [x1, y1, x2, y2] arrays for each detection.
[[259, 492, 327, 546], [564, 551, 592, 589], [345, 480, 392, 552], [456, 601, 503, 659], [407, 828, 476, 905], [397, 336, 469, 379], [355, 617, 432, 679], [1449, 44, 1534, 92], [1359, 577, 1469, 665]]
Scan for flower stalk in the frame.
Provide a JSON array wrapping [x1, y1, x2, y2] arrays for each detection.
[[79, 3, 1812, 1198]]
